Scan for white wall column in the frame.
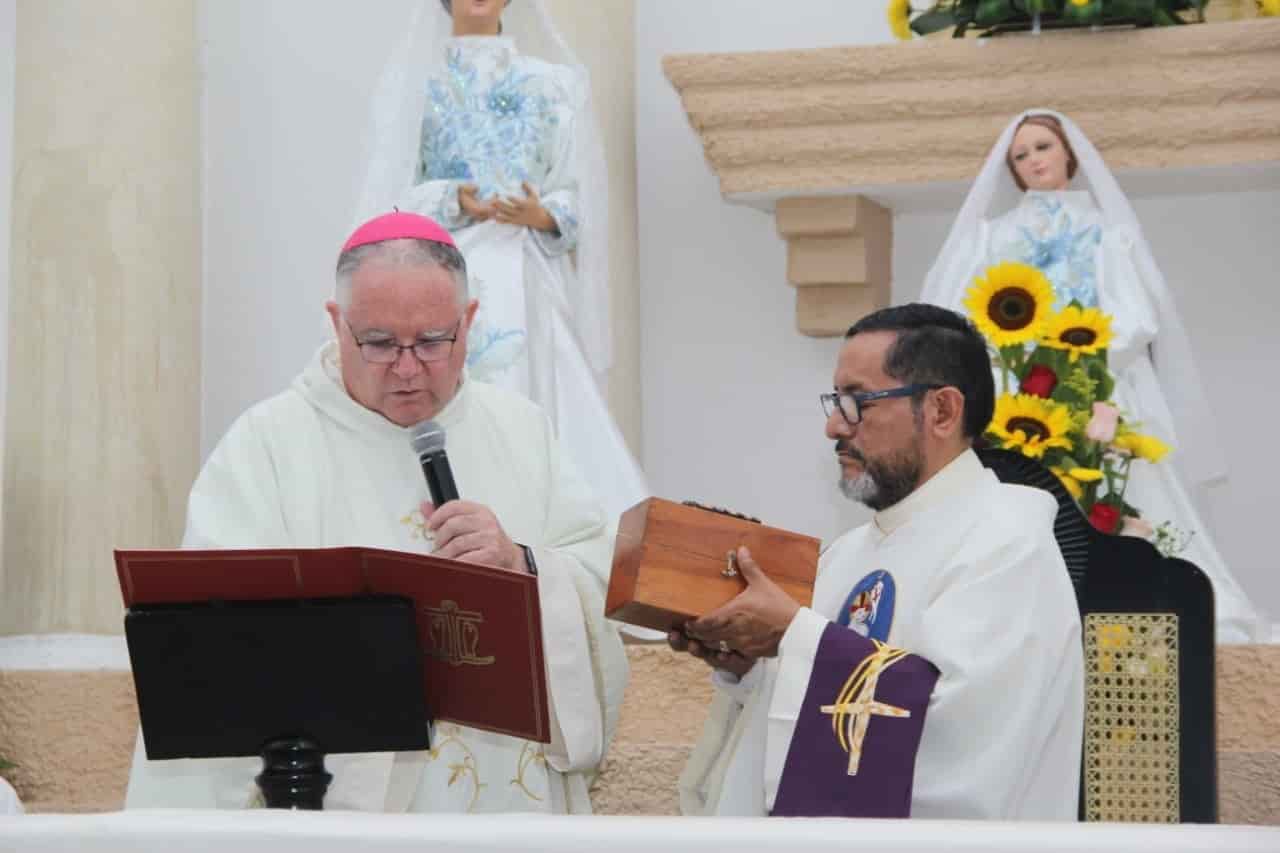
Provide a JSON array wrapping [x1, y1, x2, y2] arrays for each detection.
[[1, 0, 201, 635]]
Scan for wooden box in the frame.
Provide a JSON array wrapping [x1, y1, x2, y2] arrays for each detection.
[[606, 498, 820, 633]]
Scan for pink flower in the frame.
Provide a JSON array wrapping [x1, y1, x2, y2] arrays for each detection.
[[1121, 516, 1155, 539], [1086, 402, 1120, 443]]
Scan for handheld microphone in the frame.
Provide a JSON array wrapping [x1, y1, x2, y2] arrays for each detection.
[[409, 419, 459, 507]]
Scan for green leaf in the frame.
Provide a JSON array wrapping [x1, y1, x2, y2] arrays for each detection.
[[976, 0, 1016, 23], [910, 6, 961, 35], [1085, 358, 1114, 402]]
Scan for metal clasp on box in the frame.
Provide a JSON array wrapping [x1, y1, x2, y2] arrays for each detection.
[[722, 551, 739, 578]]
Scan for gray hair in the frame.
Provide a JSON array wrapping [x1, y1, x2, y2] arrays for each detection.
[[333, 238, 469, 312]]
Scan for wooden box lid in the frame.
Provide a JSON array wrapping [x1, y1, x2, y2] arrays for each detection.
[[606, 498, 820, 633]]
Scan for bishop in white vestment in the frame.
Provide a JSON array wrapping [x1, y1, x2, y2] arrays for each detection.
[[126, 212, 627, 814], [677, 305, 1083, 820]]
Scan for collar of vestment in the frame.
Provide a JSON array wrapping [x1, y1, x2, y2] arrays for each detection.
[[871, 448, 985, 539], [297, 341, 473, 440]]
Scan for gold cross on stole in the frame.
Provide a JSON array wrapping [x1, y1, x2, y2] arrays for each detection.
[[819, 641, 911, 776]]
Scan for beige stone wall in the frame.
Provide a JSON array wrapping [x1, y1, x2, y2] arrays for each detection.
[[1, 0, 202, 635], [3, 644, 1278, 822], [1218, 645, 1280, 822]]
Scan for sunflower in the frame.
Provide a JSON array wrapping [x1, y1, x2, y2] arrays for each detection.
[[1259, 0, 1280, 18], [1069, 467, 1104, 483], [1113, 433, 1170, 463], [1040, 305, 1114, 362], [963, 262, 1056, 348], [989, 394, 1074, 459], [887, 0, 913, 40], [1051, 466, 1085, 501]]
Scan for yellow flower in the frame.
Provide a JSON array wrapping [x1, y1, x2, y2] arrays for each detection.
[[887, 0, 913, 40], [1040, 305, 1114, 362], [1258, 0, 1280, 18], [1069, 467, 1104, 483], [1051, 466, 1085, 500], [990, 394, 1074, 459], [1113, 433, 1171, 463], [1070, 0, 1091, 7], [963, 262, 1056, 348]]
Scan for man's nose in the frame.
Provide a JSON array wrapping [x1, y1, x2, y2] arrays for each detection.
[[390, 348, 423, 378], [825, 410, 852, 441]]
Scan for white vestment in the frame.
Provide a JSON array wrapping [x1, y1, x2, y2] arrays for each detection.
[[680, 451, 1084, 820], [125, 342, 628, 814]]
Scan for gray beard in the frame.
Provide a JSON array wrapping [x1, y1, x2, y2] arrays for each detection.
[[837, 445, 923, 512], [839, 471, 879, 505]]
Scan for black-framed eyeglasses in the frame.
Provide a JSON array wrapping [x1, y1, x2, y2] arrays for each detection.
[[820, 384, 943, 426], [344, 317, 460, 365]]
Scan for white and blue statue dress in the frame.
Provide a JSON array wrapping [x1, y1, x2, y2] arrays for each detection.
[[923, 110, 1262, 644], [367, 32, 646, 521]]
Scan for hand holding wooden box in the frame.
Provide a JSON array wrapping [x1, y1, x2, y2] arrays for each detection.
[[606, 498, 819, 633]]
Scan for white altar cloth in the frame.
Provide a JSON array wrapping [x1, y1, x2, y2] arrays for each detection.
[[0, 811, 1276, 852]]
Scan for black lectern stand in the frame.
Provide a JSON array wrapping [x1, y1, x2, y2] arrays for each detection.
[[125, 595, 431, 809]]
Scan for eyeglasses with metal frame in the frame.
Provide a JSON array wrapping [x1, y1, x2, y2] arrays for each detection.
[[344, 317, 461, 365]]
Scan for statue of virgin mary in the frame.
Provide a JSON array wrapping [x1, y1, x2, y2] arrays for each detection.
[[922, 108, 1262, 643]]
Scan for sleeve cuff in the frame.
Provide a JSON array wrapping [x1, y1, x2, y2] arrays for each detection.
[[778, 607, 828, 664]]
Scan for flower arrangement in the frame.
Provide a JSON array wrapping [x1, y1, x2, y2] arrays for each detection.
[[964, 261, 1185, 550], [888, 0, 1211, 40]]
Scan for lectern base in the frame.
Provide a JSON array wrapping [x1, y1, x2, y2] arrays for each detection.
[[256, 737, 332, 810]]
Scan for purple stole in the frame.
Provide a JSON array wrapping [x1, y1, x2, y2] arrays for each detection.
[[771, 622, 939, 817]]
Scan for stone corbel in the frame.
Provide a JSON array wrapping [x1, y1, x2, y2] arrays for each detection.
[[775, 195, 891, 337]]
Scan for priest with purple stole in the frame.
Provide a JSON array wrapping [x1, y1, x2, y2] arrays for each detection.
[[674, 304, 1084, 820]]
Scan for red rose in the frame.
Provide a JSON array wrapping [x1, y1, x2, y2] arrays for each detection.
[[1089, 503, 1121, 535], [1020, 365, 1058, 398]]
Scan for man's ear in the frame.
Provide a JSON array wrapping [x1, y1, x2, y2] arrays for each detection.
[[929, 387, 967, 439], [324, 300, 342, 338]]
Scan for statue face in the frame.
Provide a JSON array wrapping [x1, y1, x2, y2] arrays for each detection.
[[450, 0, 505, 35], [1009, 123, 1072, 192]]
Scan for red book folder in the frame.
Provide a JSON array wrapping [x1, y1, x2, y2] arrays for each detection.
[[115, 546, 550, 744]]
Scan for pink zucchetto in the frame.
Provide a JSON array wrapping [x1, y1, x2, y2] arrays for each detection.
[[340, 211, 457, 253]]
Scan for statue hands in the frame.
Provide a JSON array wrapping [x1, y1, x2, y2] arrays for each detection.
[[494, 181, 558, 233], [458, 183, 497, 222]]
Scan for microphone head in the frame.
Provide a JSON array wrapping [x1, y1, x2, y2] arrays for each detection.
[[409, 419, 446, 457]]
